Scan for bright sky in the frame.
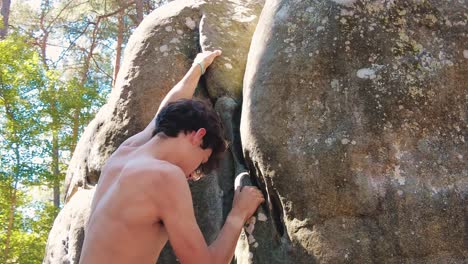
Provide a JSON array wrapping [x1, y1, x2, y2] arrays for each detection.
[[21, 0, 41, 9], [13, 0, 66, 62]]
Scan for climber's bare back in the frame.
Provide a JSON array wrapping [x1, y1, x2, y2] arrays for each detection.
[[79, 143, 177, 263]]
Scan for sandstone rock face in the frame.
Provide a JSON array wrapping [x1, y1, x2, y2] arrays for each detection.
[[240, 0, 468, 263], [43, 189, 94, 264], [46, 0, 262, 263], [199, 0, 264, 99]]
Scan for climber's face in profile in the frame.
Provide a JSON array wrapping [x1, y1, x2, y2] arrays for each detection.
[[168, 128, 213, 181], [187, 145, 212, 181]]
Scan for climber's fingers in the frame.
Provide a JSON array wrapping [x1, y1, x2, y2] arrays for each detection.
[[193, 50, 222, 70]]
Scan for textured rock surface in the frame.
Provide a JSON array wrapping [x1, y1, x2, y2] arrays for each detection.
[[199, 0, 264, 99], [43, 189, 94, 264], [46, 0, 262, 263], [240, 0, 468, 263]]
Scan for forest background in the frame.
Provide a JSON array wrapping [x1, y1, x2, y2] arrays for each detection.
[[0, 1, 171, 263]]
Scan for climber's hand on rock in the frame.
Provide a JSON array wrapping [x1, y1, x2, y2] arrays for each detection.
[[232, 186, 265, 223], [193, 50, 222, 70]]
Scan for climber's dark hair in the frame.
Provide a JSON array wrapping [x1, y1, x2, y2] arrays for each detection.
[[152, 99, 227, 174]]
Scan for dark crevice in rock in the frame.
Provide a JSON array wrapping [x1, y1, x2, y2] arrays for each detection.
[[192, 20, 212, 103], [244, 150, 267, 208], [226, 100, 247, 175], [219, 152, 235, 221], [194, 14, 215, 105], [230, 100, 246, 175], [86, 168, 100, 186], [214, 98, 242, 165], [76, 227, 85, 263], [195, 78, 211, 102], [244, 150, 287, 239], [381, 185, 404, 258], [464, 203, 468, 250], [263, 171, 286, 238]]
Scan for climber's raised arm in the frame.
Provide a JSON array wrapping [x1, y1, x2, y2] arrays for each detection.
[[157, 50, 222, 113], [121, 50, 221, 147]]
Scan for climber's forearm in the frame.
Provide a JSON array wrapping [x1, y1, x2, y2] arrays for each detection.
[[156, 49, 220, 116], [150, 50, 220, 131], [156, 63, 202, 114], [207, 211, 245, 264]]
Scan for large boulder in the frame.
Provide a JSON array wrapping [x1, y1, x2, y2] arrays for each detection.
[[240, 0, 468, 263], [43, 189, 94, 264], [46, 0, 263, 263]]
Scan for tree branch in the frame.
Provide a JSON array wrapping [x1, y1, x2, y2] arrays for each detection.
[[44, 0, 75, 32], [53, 22, 92, 67], [92, 55, 113, 80]]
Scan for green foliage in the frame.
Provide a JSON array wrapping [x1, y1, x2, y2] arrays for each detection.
[[0, 33, 47, 185], [0, 32, 52, 264], [0, 24, 109, 264], [0, 186, 58, 264], [0, 30, 107, 263], [13, 200, 59, 264]]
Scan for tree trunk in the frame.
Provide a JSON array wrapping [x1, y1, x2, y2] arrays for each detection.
[[0, 0, 11, 38], [71, 18, 98, 153], [70, 108, 80, 153], [112, 9, 124, 88], [39, 0, 50, 67], [39, 0, 61, 207], [3, 146, 20, 262], [52, 131, 60, 207], [3, 187, 17, 262]]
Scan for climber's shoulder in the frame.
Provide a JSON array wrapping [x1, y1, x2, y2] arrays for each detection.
[[119, 158, 187, 189]]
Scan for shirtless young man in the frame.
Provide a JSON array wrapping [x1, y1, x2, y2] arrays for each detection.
[[79, 50, 265, 264]]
